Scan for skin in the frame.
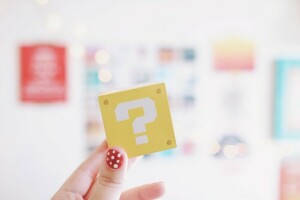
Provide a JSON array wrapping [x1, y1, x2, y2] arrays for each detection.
[[52, 141, 165, 200]]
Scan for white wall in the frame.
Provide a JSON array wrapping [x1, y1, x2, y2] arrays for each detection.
[[0, 0, 299, 199]]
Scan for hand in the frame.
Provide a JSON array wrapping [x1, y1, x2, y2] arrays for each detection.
[[52, 141, 165, 200]]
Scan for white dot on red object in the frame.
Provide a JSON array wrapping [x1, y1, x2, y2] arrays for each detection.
[[113, 164, 118, 168], [108, 152, 110, 155], [106, 158, 109, 161], [111, 156, 115, 160], [113, 150, 115, 154], [110, 162, 112, 165], [116, 160, 120, 163], [117, 154, 121, 158]]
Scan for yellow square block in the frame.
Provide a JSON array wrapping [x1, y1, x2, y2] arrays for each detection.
[[99, 83, 177, 158]]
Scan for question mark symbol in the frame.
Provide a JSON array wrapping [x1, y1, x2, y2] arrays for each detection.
[[115, 97, 157, 145]]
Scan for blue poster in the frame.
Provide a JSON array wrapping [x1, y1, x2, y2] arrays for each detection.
[[275, 60, 300, 139]]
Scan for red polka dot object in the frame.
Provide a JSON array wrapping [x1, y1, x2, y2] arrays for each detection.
[[106, 149, 124, 169]]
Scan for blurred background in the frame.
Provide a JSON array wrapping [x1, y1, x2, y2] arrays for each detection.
[[1, 0, 300, 199]]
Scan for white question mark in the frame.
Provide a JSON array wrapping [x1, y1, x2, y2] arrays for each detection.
[[115, 97, 157, 145]]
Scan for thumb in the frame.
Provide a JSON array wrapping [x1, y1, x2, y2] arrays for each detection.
[[89, 147, 128, 200]]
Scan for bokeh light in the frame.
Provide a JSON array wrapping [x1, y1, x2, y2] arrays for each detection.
[[45, 13, 63, 31], [71, 22, 88, 38], [95, 50, 110, 65], [210, 140, 221, 155], [223, 144, 238, 159], [69, 43, 85, 58], [98, 68, 112, 83]]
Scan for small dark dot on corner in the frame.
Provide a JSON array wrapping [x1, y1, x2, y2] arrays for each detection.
[[103, 100, 109, 105], [167, 140, 172, 145], [156, 88, 161, 94]]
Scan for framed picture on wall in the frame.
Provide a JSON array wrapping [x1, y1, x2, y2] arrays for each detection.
[[275, 60, 300, 139], [280, 157, 300, 200], [20, 44, 67, 103], [213, 37, 255, 71]]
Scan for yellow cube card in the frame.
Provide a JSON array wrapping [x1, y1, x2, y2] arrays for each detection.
[[99, 83, 177, 157]]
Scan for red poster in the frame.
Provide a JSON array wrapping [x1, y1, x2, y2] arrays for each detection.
[[20, 44, 67, 102], [280, 158, 300, 200]]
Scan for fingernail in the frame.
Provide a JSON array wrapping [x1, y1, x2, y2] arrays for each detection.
[[106, 148, 124, 169]]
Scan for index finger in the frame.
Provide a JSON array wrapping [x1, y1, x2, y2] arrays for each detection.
[[54, 141, 108, 197]]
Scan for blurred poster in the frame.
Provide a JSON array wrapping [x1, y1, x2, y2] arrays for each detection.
[[213, 37, 255, 71], [20, 44, 67, 102], [280, 157, 300, 200], [83, 45, 199, 155], [275, 60, 300, 139]]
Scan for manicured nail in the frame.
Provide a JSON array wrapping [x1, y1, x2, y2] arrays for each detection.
[[106, 148, 124, 169]]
